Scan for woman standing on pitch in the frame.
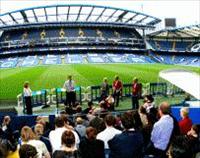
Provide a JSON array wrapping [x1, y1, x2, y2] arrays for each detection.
[[23, 81, 32, 115], [100, 77, 109, 101]]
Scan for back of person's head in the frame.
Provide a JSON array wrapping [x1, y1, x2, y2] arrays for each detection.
[[180, 107, 189, 118], [34, 123, 44, 137], [19, 144, 37, 158], [21, 126, 35, 142], [54, 116, 64, 128], [146, 95, 154, 103], [104, 114, 115, 127], [3, 115, 11, 126], [88, 101, 93, 107], [86, 127, 97, 141], [61, 130, 75, 148], [76, 105, 82, 113], [76, 117, 83, 125], [170, 135, 192, 158], [191, 124, 199, 135], [121, 111, 135, 130], [159, 102, 171, 115]]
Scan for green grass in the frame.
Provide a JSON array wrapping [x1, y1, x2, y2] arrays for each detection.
[[0, 63, 199, 102]]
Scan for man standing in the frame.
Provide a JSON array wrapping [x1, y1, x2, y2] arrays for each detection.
[[112, 75, 123, 107], [150, 102, 174, 158], [108, 111, 143, 158], [63, 75, 76, 108]]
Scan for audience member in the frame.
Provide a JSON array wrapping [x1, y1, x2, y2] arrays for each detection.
[[97, 114, 121, 149], [169, 135, 193, 158], [19, 144, 38, 158], [89, 116, 106, 134], [53, 130, 80, 158], [75, 117, 86, 138], [34, 123, 52, 154], [148, 102, 174, 158], [143, 95, 155, 113], [179, 107, 192, 135], [49, 116, 80, 152], [108, 111, 144, 158], [79, 127, 105, 158], [21, 126, 50, 158], [83, 101, 94, 114]]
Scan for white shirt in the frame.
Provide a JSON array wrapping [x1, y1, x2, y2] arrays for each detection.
[[49, 127, 80, 152], [96, 126, 122, 149], [63, 80, 75, 92], [23, 139, 49, 158], [23, 87, 32, 97]]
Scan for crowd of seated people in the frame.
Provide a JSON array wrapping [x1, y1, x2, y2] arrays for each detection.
[[0, 99, 200, 158]]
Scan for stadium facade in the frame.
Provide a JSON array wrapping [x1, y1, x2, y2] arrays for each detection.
[[0, 4, 199, 68]]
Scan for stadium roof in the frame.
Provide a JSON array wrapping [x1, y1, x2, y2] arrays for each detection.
[[159, 69, 200, 100], [0, 4, 161, 30], [147, 24, 200, 38]]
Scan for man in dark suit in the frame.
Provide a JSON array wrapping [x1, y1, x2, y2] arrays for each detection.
[[108, 111, 144, 158]]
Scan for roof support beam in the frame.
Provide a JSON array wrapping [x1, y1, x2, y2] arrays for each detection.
[[56, 6, 58, 21], [33, 9, 38, 22], [134, 16, 148, 24], [20, 11, 29, 23], [0, 19, 7, 25], [76, 6, 82, 21], [44, 8, 48, 21], [105, 9, 118, 22], [67, 6, 70, 21], [86, 7, 94, 21], [177, 30, 195, 37], [124, 13, 138, 23], [95, 8, 106, 22], [115, 11, 128, 22], [9, 13, 18, 24]]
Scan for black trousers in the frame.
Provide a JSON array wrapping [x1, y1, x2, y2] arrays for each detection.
[[25, 96, 32, 115], [113, 91, 120, 107], [66, 91, 76, 108], [132, 95, 139, 109]]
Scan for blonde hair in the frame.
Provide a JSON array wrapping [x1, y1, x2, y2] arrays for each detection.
[[76, 117, 83, 124], [21, 126, 36, 142], [103, 77, 107, 82], [180, 107, 189, 117]]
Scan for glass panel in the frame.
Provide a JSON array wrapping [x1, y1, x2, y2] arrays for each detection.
[[34, 8, 45, 16], [58, 6, 68, 15], [46, 7, 56, 15]]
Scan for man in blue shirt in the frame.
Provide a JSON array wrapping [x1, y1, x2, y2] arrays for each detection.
[[150, 102, 174, 158]]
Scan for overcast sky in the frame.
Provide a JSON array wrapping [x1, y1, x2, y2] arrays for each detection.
[[0, 0, 199, 30]]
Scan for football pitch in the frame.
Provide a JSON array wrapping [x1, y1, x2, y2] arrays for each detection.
[[0, 63, 199, 102]]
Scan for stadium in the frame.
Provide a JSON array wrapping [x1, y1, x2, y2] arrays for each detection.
[[0, 1, 200, 158]]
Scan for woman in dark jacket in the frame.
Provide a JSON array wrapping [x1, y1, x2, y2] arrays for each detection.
[[79, 127, 105, 158]]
